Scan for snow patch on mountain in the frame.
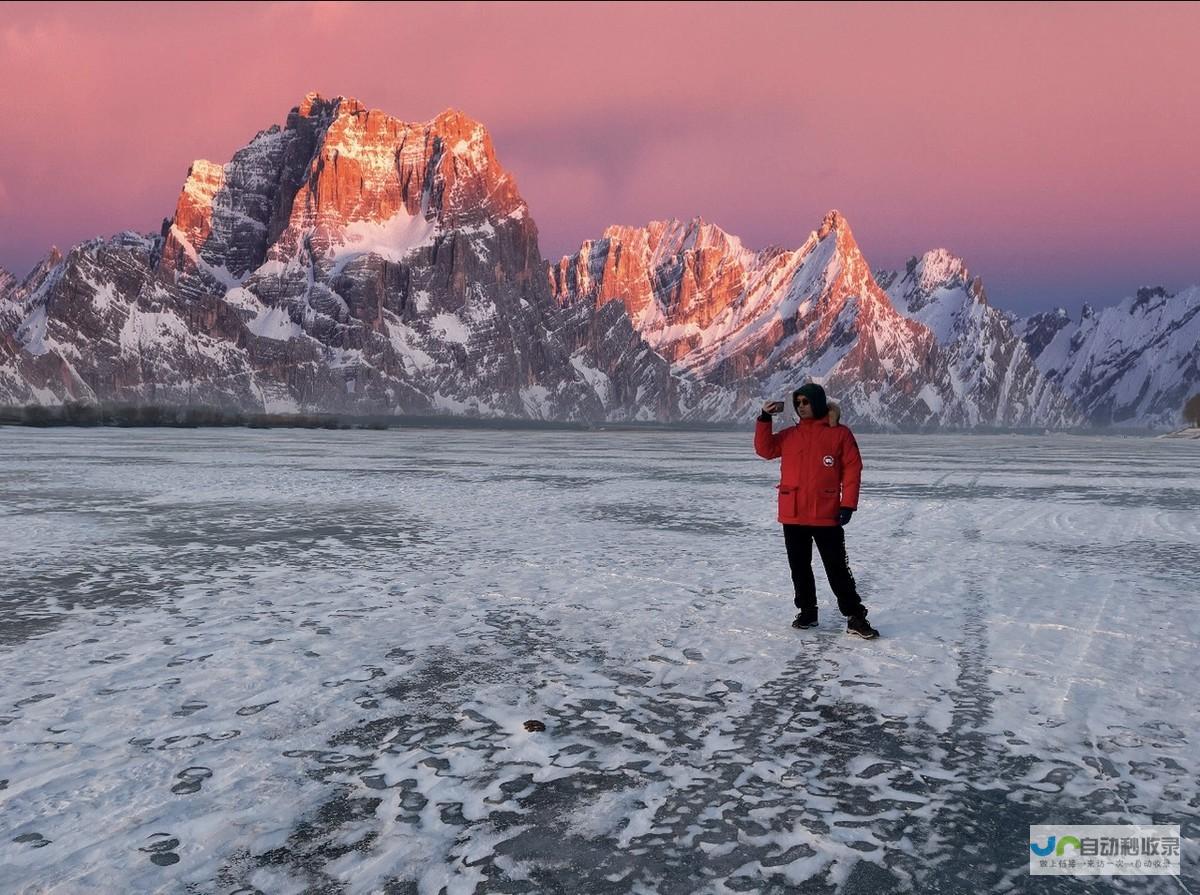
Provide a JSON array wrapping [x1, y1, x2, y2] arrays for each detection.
[[329, 210, 438, 274], [429, 313, 469, 345], [16, 304, 51, 356]]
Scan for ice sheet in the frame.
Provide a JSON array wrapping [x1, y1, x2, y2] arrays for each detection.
[[0, 429, 1197, 892]]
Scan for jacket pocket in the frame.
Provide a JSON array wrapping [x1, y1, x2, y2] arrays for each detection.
[[777, 485, 797, 519], [816, 486, 840, 521]]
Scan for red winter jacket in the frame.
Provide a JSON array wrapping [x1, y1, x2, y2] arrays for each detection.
[[755, 417, 863, 526]]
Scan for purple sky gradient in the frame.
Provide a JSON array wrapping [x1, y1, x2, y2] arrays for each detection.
[[0, 1, 1196, 315]]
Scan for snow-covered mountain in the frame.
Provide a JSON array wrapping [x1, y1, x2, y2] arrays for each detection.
[[0, 94, 712, 421], [0, 93, 1193, 428], [876, 250, 1079, 427], [554, 214, 1082, 427], [1015, 286, 1200, 427]]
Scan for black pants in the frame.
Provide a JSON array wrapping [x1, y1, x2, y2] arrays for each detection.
[[783, 524, 867, 618]]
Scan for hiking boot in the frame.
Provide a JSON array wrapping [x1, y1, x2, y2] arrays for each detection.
[[791, 609, 818, 629], [846, 614, 879, 639]]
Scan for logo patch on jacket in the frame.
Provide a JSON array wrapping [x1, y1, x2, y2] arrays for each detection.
[[822, 455, 834, 467]]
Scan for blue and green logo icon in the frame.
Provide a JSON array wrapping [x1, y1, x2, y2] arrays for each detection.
[[1030, 835, 1082, 857]]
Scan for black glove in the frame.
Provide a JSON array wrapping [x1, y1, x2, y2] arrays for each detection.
[[837, 507, 854, 526], [757, 411, 773, 422]]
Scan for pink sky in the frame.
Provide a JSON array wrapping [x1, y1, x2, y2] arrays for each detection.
[[1, 1, 1196, 314]]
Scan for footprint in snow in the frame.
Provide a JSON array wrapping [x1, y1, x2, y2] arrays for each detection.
[[15, 693, 54, 709], [236, 701, 278, 716], [139, 833, 181, 866], [12, 832, 51, 848], [170, 767, 213, 795], [173, 699, 207, 717]]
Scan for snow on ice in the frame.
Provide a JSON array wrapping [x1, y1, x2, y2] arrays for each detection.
[[0, 428, 1197, 892]]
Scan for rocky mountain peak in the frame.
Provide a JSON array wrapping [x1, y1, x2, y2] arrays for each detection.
[[157, 93, 527, 283], [890, 248, 987, 315], [549, 215, 763, 363], [809, 210, 874, 284], [296, 91, 344, 121], [1019, 307, 1073, 360], [643, 218, 748, 264], [1131, 286, 1170, 315], [280, 97, 517, 241], [19, 248, 64, 293], [801, 210, 902, 321], [816, 209, 850, 240], [1136, 286, 1170, 301], [432, 107, 485, 135], [915, 248, 968, 288]]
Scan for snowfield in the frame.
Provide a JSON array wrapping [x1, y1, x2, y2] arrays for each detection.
[[0, 427, 1197, 893]]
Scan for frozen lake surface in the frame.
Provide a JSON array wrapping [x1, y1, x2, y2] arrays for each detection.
[[1, 427, 1197, 893]]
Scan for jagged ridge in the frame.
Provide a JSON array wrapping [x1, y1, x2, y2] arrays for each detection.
[[1, 95, 1194, 428]]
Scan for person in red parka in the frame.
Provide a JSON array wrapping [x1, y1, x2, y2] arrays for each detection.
[[755, 383, 879, 638]]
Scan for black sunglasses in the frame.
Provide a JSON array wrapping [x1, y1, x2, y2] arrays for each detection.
[[794, 397, 810, 406]]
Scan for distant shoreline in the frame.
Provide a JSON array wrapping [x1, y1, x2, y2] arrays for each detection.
[[0, 403, 1183, 437]]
